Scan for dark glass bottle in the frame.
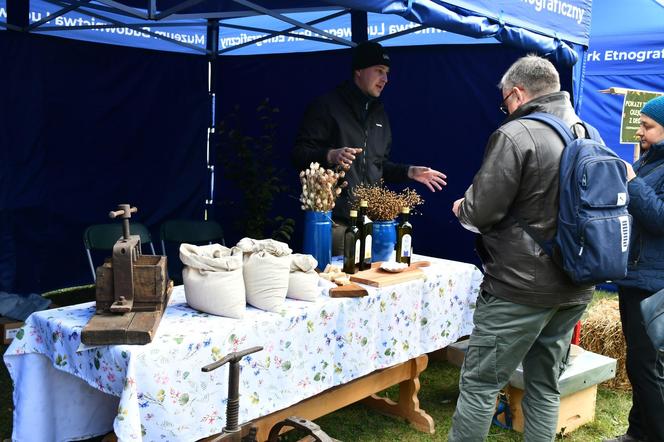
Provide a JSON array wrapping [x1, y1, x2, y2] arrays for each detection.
[[395, 207, 413, 265], [343, 210, 360, 274], [358, 200, 373, 270]]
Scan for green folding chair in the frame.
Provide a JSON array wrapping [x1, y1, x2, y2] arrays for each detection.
[[160, 219, 225, 283], [83, 223, 155, 282]]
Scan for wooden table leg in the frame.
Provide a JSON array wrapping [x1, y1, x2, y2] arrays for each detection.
[[361, 354, 435, 434]]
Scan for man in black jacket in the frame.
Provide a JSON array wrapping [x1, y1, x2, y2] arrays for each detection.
[[449, 55, 593, 441], [292, 42, 447, 254]]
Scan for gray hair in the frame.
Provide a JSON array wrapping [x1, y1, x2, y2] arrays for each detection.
[[499, 54, 560, 97]]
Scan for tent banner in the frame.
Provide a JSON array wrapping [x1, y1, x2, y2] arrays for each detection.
[[439, 0, 591, 45], [218, 12, 495, 55], [586, 34, 664, 76], [7, 0, 207, 54], [1, 0, 497, 54]]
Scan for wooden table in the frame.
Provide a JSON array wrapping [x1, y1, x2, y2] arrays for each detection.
[[5, 256, 482, 441]]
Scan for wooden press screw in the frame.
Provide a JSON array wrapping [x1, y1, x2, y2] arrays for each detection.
[[109, 204, 138, 239]]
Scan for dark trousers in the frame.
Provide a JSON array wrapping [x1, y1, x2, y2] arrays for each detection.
[[618, 286, 664, 442], [449, 291, 586, 441]]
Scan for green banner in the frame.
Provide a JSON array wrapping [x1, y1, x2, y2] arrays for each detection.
[[620, 90, 663, 144]]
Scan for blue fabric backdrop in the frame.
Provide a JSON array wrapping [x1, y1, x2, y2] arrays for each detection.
[[0, 31, 208, 292], [0, 32, 573, 293]]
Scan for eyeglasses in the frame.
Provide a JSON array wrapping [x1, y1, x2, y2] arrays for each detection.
[[500, 89, 516, 115]]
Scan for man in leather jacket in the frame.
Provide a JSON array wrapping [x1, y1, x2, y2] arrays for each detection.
[[449, 55, 594, 441], [292, 41, 447, 254]]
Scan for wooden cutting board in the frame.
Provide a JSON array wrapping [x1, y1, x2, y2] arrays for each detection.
[[349, 261, 430, 287], [329, 283, 368, 298]]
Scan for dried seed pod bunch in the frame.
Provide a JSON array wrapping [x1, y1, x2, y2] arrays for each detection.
[[299, 162, 346, 211], [352, 181, 424, 221]]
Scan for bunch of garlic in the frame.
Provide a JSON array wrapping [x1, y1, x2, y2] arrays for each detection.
[[299, 162, 346, 212]]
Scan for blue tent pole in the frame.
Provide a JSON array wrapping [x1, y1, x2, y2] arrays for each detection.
[[7, 0, 29, 31], [205, 18, 219, 221], [571, 43, 587, 114], [351, 10, 367, 43]]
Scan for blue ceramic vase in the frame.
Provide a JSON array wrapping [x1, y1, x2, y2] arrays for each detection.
[[372, 219, 397, 262], [302, 210, 332, 270]]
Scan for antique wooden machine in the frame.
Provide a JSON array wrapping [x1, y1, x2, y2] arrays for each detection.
[[81, 204, 173, 346], [201, 346, 337, 442]]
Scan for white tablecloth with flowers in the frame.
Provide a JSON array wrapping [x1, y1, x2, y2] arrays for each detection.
[[4, 256, 482, 442]]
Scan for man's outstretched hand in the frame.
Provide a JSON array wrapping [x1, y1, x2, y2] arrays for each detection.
[[408, 166, 447, 192]]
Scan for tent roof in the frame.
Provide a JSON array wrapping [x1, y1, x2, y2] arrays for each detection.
[[0, 0, 592, 65]]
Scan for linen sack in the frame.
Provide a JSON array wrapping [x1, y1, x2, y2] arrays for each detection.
[[179, 243, 245, 318], [236, 237, 292, 258], [287, 254, 319, 301], [236, 237, 292, 311]]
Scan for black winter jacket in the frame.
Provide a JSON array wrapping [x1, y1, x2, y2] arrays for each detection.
[[617, 140, 664, 293], [292, 81, 410, 220], [458, 92, 594, 308]]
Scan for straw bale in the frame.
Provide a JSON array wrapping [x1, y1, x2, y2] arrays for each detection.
[[580, 298, 630, 390]]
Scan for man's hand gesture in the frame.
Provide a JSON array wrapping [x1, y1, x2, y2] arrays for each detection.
[[408, 166, 447, 192]]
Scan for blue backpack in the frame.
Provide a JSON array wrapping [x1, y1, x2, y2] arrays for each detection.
[[515, 113, 631, 285]]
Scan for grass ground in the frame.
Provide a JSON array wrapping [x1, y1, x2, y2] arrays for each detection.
[[1, 290, 630, 441]]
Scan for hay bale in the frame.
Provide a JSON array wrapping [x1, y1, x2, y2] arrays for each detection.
[[580, 298, 631, 390]]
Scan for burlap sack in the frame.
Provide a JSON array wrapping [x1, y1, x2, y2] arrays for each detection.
[[287, 254, 319, 301], [179, 243, 245, 318]]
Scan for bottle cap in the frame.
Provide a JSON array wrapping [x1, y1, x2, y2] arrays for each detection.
[[360, 200, 368, 207], [349, 210, 358, 217], [401, 207, 410, 214]]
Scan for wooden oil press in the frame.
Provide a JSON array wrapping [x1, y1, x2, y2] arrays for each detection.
[[201, 346, 337, 442], [81, 204, 173, 346]]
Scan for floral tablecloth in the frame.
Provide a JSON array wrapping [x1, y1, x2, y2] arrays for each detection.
[[4, 257, 482, 442]]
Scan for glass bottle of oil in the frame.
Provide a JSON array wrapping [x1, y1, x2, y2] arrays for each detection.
[[395, 207, 412, 265], [358, 200, 373, 270], [343, 210, 360, 274]]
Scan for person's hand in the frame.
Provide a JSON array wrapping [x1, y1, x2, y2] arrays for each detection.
[[452, 198, 464, 218], [624, 161, 636, 181], [408, 166, 447, 192], [327, 147, 362, 169]]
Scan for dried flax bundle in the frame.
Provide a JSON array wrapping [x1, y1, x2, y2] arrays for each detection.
[[352, 181, 424, 221], [580, 298, 630, 390], [299, 162, 346, 212]]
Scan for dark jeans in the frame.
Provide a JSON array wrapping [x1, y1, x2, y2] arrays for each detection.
[[618, 286, 664, 442]]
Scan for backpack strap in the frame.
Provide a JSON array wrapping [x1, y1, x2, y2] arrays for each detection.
[[511, 112, 573, 259], [579, 121, 602, 141]]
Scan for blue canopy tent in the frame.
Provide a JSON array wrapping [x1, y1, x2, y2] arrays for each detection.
[[0, 0, 593, 292], [579, 0, 664, 162]]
